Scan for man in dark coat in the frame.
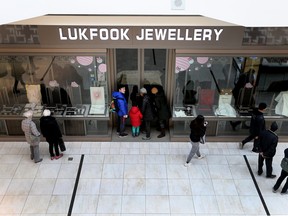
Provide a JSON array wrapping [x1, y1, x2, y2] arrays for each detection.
[[239, 102, 267, 151], [112, 84, 128, 138], [140, 87, 154, 140], [151, 87, 171, 138], [40, 109, 63, 160], [258, 121, 278, 178]]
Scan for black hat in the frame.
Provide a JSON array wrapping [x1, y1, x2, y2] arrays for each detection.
[[258, 102, 267, 110], [270, 121, 278, 132]]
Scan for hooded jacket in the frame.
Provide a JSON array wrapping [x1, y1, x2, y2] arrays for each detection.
[[112, 91, 128, 117], [129, 106, 143, 127]]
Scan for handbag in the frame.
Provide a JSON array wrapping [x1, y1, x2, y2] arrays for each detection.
[[58, 137, 66, 152], [200, 135, 206, 144]]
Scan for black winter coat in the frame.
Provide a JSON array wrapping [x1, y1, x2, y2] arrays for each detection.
[[40, 116, 62, 142], [249, 109, 266, 136], [142, 95, 154, 121], [154, 91, 171, 120], [189, 120, 206, 142], [259, 129, 278, 158]]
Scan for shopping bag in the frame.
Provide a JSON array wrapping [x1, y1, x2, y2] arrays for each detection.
[[59, 137, 66, 152]]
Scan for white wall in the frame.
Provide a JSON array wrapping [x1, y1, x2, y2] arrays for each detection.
[[1, 0, 288, 27]]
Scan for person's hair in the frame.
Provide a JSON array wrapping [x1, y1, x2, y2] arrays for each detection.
[[258, 102, 267, 110], [195, 115, 205, 125]]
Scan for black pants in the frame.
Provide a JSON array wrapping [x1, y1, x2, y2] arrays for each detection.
[[258, 154, 273, 176], [273, 169, 288, 193], [47, 139, 60, 157], [144, 120, 151, 138], [241, 134, 254, 146], [117, 116, 126, 135]]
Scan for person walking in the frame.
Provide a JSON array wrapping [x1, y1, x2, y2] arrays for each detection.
[[112, 84, 129, 137], [40, 109, 63, 160], [21, 110, 42, 163], [257, 122, 278, 178], [239, 102, 267, 151], [128, 102, 143, 137], [151, 87, 171, 138], [140, 87, 154, 140], [184, 115, 208, 167], [273, 148, 288, 194]]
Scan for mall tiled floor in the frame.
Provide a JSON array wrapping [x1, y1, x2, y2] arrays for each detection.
[[0, 138, 288, 215]]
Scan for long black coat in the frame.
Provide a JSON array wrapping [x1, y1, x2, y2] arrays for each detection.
[[154, 91, 171, 120], [249, 109, 266, 136], [142, 94, 154, 121], [259, 129, 278, 158], [40, 116, 62, 142]]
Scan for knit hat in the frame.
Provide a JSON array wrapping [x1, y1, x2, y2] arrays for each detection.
[[270, 121, 278, 132], [43, 109, 51, 117], [140, 88, 147, 94], [23, 110, 33, 118]]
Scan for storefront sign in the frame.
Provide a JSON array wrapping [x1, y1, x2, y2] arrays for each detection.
[[58, 27, 224, 42]]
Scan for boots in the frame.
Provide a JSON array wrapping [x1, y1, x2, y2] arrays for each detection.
[[157, 129, 165, 138]]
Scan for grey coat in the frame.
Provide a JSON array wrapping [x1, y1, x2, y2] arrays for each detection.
[[21, 118, 41, 145]]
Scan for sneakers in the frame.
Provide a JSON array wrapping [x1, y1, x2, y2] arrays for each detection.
[[157, 133, 165, 138], [197, 155, 205, 160], [119, 133, 128, 138], [272, 188, 277, 193], [184, 162, 190, 167], [266, 174, 276, 179], [51, 156, 55, 160], [55, 153, 64, 160], [280, 191, 288, 195], [142, 136, 151, 140], [239, 142, 244, 149]]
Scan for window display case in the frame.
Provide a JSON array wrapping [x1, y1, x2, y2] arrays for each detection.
[[171, 55, 288, 137], [0, 55, 110, 137]]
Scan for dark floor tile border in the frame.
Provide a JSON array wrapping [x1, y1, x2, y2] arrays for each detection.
[[243, 155, 270, 216], [68, 154, 84, 216]]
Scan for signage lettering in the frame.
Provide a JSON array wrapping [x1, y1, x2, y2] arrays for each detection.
[[59, 27, 224, 42]]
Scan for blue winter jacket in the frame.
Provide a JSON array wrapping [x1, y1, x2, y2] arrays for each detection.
[[112, 91, 128, 117]]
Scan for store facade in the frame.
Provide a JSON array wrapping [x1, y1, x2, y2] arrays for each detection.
[[1, 15, 288, 141]]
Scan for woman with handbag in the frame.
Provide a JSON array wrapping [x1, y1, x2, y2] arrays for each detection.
[[184, 115, 208, 167], [21, 110, 42, 163]]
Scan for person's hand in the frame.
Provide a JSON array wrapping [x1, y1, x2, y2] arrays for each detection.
[[204, 121, 208, 126], [124, 115, 128, 118]]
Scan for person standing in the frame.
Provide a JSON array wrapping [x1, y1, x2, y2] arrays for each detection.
[[273, 148, 288, 194], [21, 110, 42, 163], [140, 87, 154, 140], [257, 122, 278, 178], [239, 102, 267, 151], [184, 115, 207, 167], [151, 87, 171, 138], [40, 109, 63, 160], [112, 84, 128, 137], [128, 102, 143, 137]]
